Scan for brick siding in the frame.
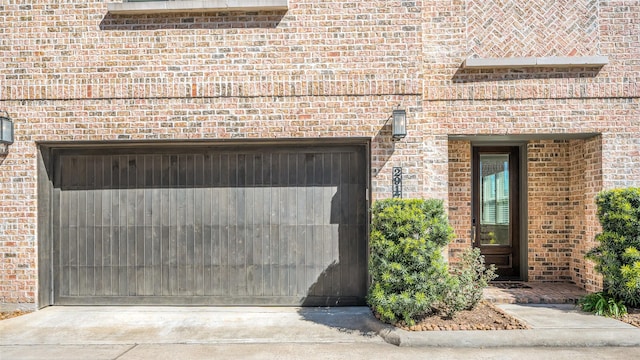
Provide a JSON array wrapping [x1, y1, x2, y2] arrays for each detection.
[[437, 0, 639, 290], [0, 0, 425, 305], [1, 0, 639, 305], [527, 140, 574, 282], [447, 140, 472, 261]]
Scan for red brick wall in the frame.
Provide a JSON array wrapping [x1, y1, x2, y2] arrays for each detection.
[[570, 136, 604, 292], [2, 0, 639, 305], [527, 140, 572, 282], [434, 0, 639, 290], [0, 0, 426, 305], [448, 138, 605, 287], [466, 1, 599, 58], [568, 140, 587, 286], [447, 140, 472, 261], [526, 138, 603, 286]]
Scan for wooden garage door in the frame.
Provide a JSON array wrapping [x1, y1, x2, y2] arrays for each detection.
[[53, 144, 368, 305]]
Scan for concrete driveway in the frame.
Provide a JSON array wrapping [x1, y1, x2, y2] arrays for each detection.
[[1, 306, 387, 359], [2, 304, 640, 359], [0, 306, 384, 345]]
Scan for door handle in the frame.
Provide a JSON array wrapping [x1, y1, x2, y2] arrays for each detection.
[[471, 217, 476, 245], [471, 225, 476, 245]]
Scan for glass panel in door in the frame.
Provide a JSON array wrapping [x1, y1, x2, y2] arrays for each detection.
[[479, 154, 510, 246]]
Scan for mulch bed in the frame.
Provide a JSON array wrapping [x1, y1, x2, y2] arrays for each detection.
[[621, 308, 640, 328], [0, 310, 32, 321], [379, 301, 530, 331], [380, 302, 640, 331]]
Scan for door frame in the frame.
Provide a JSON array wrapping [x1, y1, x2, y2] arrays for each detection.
[[471, 143, 528, 281]]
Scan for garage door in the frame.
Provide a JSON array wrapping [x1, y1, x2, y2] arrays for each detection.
[[52, 144, 368, 305]]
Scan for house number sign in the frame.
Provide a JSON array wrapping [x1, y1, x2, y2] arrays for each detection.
[[392, 167, 402, 198]]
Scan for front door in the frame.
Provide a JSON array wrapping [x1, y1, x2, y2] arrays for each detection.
[[472, 146, 520, 279]]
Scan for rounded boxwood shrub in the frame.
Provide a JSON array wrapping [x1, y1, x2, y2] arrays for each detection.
[[367, 198, 454, 325], [587, 188, 640, 308]]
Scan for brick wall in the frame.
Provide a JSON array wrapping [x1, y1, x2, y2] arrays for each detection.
[[434, 0, 639, 289], [567, 140, 587, 286], [2, 0, 639, 305], [570, 136, 604, 292], [448, 138, 605, 287], [527, 140, 572, 282], [447, 140, 472, 260], [526, 138, 603, 286], [0, 0, 426, 305], [466, 0, 599, 58]]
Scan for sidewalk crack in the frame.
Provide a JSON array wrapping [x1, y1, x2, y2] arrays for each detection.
[[114, 344, 138, 360]]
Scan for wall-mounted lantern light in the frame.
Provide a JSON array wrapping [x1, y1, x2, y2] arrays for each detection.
[[391, 109, 407, 141], [0, 111, 14, 155]]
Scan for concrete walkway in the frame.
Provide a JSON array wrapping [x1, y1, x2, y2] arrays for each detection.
[[1, 304, 639, 359], [380, 304, 640, 347]]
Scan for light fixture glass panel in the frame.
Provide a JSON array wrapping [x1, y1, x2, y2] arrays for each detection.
[[1, 117, 14, 144], [392, 109, 406, 138]]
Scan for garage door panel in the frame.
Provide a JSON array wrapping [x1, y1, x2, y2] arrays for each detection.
[[265, 224, 278, 296], [218, 225, 230, 296], [149, 221, 161, 296], [86, 229, 98, 296], [304, 226, 315, 295], [54, 145, 367, 305], [114, 229, 124, 296], [100, 226, 111, 296], [250, 225, 264, 296], [93, 228, 104, 295], [338, 225, 351, 296], [210, 263, 223, 296]]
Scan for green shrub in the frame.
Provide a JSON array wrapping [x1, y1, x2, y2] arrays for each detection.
[[578, 292, 627, 318], [439, 248, 497, 318], [587, 188, 640, 308], [367, 198, 454, 326]]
